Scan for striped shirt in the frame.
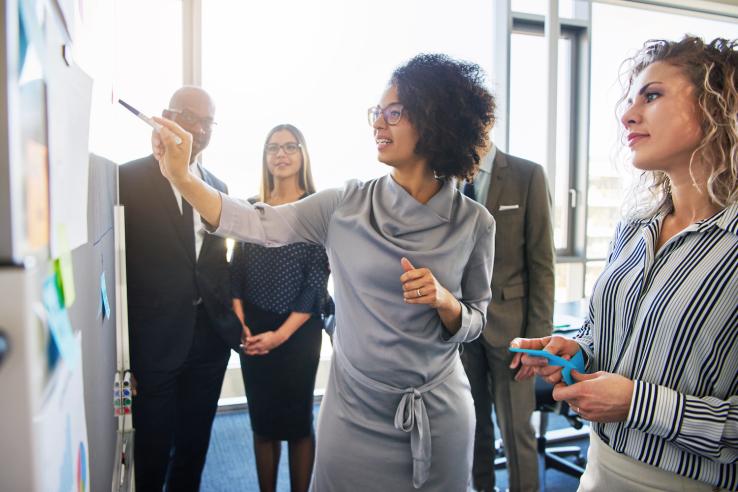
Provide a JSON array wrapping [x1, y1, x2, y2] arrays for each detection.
[[574, 202, 738, 491]]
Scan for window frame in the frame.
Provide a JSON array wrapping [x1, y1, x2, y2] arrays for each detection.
[[509, 18, 587, 258]]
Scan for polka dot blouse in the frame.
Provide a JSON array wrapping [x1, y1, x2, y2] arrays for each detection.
[[230, 196, 334, 316]]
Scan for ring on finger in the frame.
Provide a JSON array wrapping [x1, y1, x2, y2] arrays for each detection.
[[417, 288, 422, 298]]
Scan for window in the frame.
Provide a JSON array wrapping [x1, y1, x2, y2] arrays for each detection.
[[587, 3, 738, 267], [512, 0, 578, 18], [506, 1, 738, 302], [200, 0, 498, 394], [200, 0, 495, 199], [103, 0, 182, 163], [555, 262, 584, 302], [508, 21, 582, 255]]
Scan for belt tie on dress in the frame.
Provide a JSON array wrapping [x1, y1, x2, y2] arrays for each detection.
[[333, 342, 457, 488], [394, 388, 432, 488]]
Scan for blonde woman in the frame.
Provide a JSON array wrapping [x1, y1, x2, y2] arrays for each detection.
[[512, 36, 738, 491], [230, 124, 333, 492]]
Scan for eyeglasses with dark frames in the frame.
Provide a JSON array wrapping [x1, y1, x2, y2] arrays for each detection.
[[367, 103, 405, 126], [166, 108, 217, 131], [265, 142, 302, 155]]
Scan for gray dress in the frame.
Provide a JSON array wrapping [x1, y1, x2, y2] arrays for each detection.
[[214, 175, 495, 491]]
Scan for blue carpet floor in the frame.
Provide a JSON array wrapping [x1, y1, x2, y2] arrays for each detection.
[[201, 403, 588, 491]]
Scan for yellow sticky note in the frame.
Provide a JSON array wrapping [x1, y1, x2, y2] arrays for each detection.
[[54, 225, 76, 307]]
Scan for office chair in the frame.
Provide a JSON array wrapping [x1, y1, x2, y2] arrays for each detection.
[[488, 377, 587, 484], [535, 376, 587, 481]]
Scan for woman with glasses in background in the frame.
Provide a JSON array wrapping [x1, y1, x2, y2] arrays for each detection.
[[230, 124, 333, 492], [152, 54, 496, 491]]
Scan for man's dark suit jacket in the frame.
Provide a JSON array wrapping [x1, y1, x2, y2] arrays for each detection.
[[482, 150, 555, 347], [119, 155, 241, 373]]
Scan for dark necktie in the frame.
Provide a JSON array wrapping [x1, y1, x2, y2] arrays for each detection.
[[181, 197, 196, 260], [462, 180, 477, 201]]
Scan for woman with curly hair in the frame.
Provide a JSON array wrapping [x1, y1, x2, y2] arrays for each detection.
[[152, 53, 496, 490], [512, 36, 738, 491]]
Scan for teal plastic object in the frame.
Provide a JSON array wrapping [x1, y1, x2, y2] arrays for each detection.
[[508, 347, 586, 385]]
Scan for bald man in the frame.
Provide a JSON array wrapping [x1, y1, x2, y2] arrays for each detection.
[[120, 87, 241, 492]]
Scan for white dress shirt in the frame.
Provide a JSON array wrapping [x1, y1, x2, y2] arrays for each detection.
[[473, 145, 496, 205]]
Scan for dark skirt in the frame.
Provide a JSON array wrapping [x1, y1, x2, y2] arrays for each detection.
[[239, 300, 322, 440]]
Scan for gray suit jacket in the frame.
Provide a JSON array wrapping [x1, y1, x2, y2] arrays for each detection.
[[481, 150, 555, 347]]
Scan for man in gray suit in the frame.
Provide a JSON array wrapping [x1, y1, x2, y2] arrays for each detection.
[[461, 145, 555, 492]]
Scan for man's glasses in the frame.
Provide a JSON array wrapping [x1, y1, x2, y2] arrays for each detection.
[[265, 142, 301, 155], [166, 108, 217, 131], [367, 103, 404, 126]]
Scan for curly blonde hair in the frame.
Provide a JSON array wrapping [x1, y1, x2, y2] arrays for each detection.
[[618, 36, 738, 219]]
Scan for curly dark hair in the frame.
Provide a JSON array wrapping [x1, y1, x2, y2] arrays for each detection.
[[390, 53, 496, 181]]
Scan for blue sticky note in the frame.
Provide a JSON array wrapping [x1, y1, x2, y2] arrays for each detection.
[[19, 7, 29, 72], [100, 272, 110, 320], [508, 347, 586, 385], [42, 274, 79, 369]]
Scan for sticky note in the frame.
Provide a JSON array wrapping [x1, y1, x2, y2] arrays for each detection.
[[54, 226, 76, 307], [100, 272, 110, 320], [42, 274, 79, 369]]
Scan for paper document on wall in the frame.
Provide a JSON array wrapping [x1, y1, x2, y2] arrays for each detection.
[[46, 44, 93, 257], [49, 0, 76, 41], [36, 333, 90, 492]]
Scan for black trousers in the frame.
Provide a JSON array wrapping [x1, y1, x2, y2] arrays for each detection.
[[132, 305, 230, 492]]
